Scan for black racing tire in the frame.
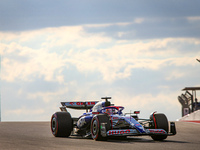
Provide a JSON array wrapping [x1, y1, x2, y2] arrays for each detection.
[[51, 112, 73, 137], [150, 113, 169, 141], [91, 114, 111, 141]]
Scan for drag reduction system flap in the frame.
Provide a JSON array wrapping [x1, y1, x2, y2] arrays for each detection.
[[61, 101, 99, 110]]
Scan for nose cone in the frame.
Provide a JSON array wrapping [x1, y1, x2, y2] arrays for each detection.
[[124, 116, 146, 133]]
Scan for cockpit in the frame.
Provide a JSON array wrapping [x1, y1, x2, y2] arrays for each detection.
[[101, 106, 124, 115], [91, 100, 124, 115]]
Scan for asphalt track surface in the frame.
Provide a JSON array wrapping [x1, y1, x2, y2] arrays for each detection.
[[0, 122, 199, 150]]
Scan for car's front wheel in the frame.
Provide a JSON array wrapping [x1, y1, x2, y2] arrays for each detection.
[[91, 114, 111, 141], [150, 113, 169, 141]]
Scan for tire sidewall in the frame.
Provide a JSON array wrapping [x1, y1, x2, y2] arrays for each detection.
[[91, 116, 100, 140], [51, 113, 58, 136], [150, 113, 168, 140], [50, 112, 73, 137]]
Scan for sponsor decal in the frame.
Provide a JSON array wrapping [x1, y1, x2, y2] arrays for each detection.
[[69, 102, 75, 105], [76, 102, 84, 105], [147, 129, 166, 134], [112, 117, 119, 120], [68, 102, 97, 106], [87, 102, 96, 105], [108, 129, 131, 135]]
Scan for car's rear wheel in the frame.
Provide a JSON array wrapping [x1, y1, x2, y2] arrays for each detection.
[[51, 112, 73, 137], [150, 113, 169, 141], [91, 114, 111, 141]]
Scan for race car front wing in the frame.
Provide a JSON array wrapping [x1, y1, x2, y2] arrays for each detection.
[[101, 122, 176, 137], [106, 129, 168, 136]]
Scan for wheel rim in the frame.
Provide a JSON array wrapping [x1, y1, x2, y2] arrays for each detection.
[[92, 119, 98, 135], [51, 117, 56, 132]]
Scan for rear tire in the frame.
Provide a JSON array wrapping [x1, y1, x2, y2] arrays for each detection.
[[51, 112, 73, 137], [150, 113, 168, 141], [91, 114, 111, 141]]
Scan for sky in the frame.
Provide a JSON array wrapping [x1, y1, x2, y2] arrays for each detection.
[[0, 0, 200, 121]]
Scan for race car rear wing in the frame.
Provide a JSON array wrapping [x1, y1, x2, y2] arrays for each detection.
[[60, 101, 98, 111]]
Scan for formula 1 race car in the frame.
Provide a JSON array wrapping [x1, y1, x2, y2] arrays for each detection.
[[51, 97, 176, 141]]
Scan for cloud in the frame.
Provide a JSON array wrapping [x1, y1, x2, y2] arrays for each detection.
[[26, 87, 69, 103], [1, 23, 200, 121], [67, 37, 200, 81], [133, 18, 144, 24], [112, 91, 182, 121], [84, 17, 200, 40], [165, 71, 186, 81], [1, 25, 200, 83], [0, 26, 113, 83], [186, 16, 200, 22], [1, 0, 200, 122], [1, 43, 67, 82]]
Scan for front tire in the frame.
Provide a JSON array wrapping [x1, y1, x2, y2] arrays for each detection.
[[51, 112, 73, 137], [150, 113, 169, 141], [91, 114, 111, 141]]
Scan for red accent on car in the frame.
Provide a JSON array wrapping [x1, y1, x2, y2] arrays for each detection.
[[112, 117, 119, 120], [91, 102, 96, 105], [106, 106, 123, 110], [69, 102, 74, 105], [108, 129, 131, 135], [91, 117, 99, 140], [149, 129, 166, 134], [92, 112, 100, 114], [153, 112, 157, 129], [110, 115, 113, 129], [76, 102, 84, 105], [134, 111, 140, 114]]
